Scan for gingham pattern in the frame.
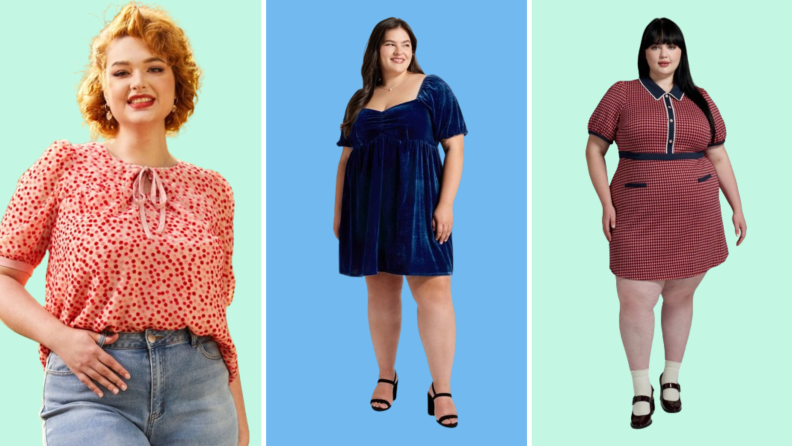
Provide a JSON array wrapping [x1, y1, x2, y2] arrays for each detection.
[[588, 80, 728, 280]]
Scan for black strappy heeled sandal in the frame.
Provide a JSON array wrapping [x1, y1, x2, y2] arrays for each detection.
[[427, 382, 458, 428], [370, 371, 398, 412], [659, 373, 682, 413]]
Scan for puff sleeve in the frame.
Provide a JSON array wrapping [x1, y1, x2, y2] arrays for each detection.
[[698, 87, 726, 147], [214, 173, 236, 307], [422, 75, 468, 142], [0, 141, 73, 275], [336, 127, 351, 148], [588, 81, 626, 145]]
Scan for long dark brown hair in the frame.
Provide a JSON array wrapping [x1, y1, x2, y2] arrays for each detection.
[[638, 18, 716, 144], [339, 18, 425, 138]]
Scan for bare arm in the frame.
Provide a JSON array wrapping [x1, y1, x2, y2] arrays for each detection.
[[0, 266, 69, 350], [432, 135, 464, 244], [333, 147, 353, 239], [584, 135, 617, 241], [229, 371, 249, 445], [705, 144, 746, 245]]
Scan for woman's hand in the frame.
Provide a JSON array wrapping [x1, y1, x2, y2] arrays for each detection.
[[602, 204, 616, 242], [433, 203, 453, 244], [333, 212, 341, 240], [49, 328, 130, 398], [733, 211, 747, 246]]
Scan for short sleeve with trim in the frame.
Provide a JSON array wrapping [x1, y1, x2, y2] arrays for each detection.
[[588, 81, 626, 145], [0, 141, 73, 275], [698, 87, 726, 147]]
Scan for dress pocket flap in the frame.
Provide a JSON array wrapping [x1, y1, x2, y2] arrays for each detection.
[[698, 174, 712, 182], [624, 182, 647, 188]]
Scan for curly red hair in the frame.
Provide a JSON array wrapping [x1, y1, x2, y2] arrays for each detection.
[[77, 2, 203, 139]]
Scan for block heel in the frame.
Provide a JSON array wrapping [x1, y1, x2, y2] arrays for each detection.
[[370, 371, 398, 412]]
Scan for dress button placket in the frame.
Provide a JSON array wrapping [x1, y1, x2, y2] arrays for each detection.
[[664, 95, 676, 154]]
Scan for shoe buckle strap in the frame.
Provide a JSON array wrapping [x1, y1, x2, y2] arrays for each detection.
[[661, 382, 680, 391], [377, 378, 396, 385], [433, 392, 453, 399], [632, 395, 652, 404]]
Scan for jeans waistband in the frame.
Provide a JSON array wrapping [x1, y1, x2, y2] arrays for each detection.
[[96, 328, 211, 350], [619, 151, 705, 160]]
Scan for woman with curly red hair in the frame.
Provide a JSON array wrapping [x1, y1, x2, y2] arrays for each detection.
[[0, 3, 248, 444]]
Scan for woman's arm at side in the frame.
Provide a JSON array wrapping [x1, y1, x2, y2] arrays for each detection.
[[584, 134, 616, 241], [0, 266, 68, 349], [433, 135, 464, 244], [229, 371, 249, 445], [333, 147, 353, 239], [705, 144, 746, 245]]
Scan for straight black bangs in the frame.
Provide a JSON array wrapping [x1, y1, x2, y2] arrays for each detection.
[[642, 19, 684, 49]]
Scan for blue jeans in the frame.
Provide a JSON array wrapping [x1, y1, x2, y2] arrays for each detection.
[[40, 328, 238, 445]]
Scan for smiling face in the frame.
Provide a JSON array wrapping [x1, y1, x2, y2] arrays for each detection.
[[378, 27, 413, 76], [644, 42, 682, 78], [103, 36, 176, 130]]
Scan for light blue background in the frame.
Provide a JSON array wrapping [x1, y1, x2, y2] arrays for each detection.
[[267, 0, 527, 444]]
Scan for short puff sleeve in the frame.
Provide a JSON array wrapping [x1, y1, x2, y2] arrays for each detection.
[[0, 141, 73, 275], [336, 128, 351, 148], [211, 172, 236, 307], [698, 87, 726, 147], [421, 75, 468, 143], [588, 81, 626, 145]]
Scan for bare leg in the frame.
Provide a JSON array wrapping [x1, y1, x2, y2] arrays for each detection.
[[660, 273, 705, 362], [365, 272, 403, 409], [616, 276, 663, 370], [405, 274, 457, 425], [659, 272, 705, 401]]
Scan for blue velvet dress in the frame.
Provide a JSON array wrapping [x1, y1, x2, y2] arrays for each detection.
[[336, 74, 468, 277]]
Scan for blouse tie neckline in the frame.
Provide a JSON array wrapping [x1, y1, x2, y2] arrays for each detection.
[[131, 167, 167, 239]]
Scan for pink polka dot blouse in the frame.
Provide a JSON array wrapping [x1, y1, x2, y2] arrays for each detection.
[[0, 140, 239, 384]]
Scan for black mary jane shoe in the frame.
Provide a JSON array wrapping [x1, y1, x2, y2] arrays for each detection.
[[659, 373, 682, 413], [630, 386, 655, 429], [370, 371, 398, 412]]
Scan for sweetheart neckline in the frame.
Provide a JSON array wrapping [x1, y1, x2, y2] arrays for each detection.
[[361, 75, 429, 113]]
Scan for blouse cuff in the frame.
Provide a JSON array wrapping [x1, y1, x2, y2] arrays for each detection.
[[0, 257, 35, 275]]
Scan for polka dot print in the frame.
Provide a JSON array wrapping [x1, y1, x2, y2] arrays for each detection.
[[0, 140, 239, 384]]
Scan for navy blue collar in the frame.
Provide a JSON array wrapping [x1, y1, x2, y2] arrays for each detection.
[[639, 77, 684, 101]]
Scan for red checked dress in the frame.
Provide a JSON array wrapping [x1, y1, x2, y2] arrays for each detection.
[[0, 141, 239, 384], [588, 78, 728, 281]]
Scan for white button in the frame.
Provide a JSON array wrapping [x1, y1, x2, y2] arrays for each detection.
[[667, 105, 671, 108], [670, 119, 674, 122], [665, 94, 669, 98], [147, 333, 156, 343], [669, 139, 673, 143]]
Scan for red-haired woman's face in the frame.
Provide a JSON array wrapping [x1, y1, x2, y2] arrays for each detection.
[[644, 42, 681, 78], [378, 27, 413, 76], [104, 36, 176, 132]]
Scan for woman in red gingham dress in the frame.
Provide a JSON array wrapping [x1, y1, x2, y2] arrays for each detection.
[[585, 18, 746, 429]]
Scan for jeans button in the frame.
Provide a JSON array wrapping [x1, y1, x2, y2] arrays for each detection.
[[147, 333, 156, 343]]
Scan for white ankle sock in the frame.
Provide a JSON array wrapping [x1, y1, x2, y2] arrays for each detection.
[[661, 360, 681, 401], [631, 369, 652, 416]]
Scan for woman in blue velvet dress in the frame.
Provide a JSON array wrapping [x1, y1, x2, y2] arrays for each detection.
[[332, 18, 468, 428]]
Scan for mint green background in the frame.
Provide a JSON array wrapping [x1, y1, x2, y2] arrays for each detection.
[[0, 1, 261, 443], [534, 1, 788, 443]]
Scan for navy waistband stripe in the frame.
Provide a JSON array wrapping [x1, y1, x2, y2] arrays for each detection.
[[619, 151, 705, 160]]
